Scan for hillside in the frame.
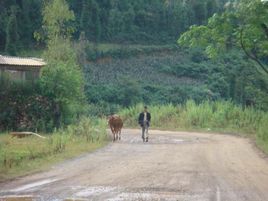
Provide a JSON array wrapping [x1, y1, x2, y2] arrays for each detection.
[[1, 0, 267, 131], [82, 44, 268, 112], [86, 48, 200, 86]]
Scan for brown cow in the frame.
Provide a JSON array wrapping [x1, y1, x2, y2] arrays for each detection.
[[108, 115, 123, 142]]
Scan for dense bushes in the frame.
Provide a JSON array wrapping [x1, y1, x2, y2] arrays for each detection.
[[85, 83, 211, 110], [119, 101, 268, 152], [0, 64, 84, 132], [119, 100, 268, 153], [0, 62, 84, 132], [120, 100, 268, 153], [257, 114, 268, 152], [0, 76, 81, 132], [0, 78, 54, 131], [0, 117, 107, 176]]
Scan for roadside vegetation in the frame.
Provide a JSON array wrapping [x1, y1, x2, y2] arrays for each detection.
[[0, 117, 108, 181], [119, 101, 268, 154]]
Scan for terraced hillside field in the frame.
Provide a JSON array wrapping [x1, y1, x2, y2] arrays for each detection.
[[83, 45, 227, 106]]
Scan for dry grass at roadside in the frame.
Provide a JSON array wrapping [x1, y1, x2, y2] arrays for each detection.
[[119, 101, 268, 154], [0, 118, 108, 182]]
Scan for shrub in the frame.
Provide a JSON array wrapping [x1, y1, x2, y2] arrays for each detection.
[[0, 117, 108, 171], [0, 77, 54, 132], [119, 100, 266, 135]]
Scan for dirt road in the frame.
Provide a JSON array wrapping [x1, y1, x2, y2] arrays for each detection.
[[1, 129, 268, 201]]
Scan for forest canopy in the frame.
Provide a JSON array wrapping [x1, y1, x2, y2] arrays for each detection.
[[178, 0, 268, 75], [0, 0, 228, 54]]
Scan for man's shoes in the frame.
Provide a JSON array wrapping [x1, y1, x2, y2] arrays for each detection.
[[146, 137, 148, 142]]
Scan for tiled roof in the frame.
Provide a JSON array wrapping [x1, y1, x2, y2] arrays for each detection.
[[0, 55, 46, 67]]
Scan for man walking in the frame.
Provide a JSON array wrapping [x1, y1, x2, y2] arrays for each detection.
[[138, 106, 151, 142]]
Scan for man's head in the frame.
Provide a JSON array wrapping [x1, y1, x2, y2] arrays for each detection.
[[144, 106, 148, 112]]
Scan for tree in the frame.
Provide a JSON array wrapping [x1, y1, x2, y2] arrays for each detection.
[[19, 0, 43, 48], [97, 0, 111, 40], [80, 0, 92, 40], [0, 0, 231, 50], [191, 1, 208, 25], [41, 43, 84, 127], [80, 0, 101, 43], [39, 0, 84, 127], [91, 0, 101, 43], [42, 0, 75, 42], [5, 6, 19, 55], [108, 8, 124, 37], [19, 0, 32, 46], [206, 0, 218, 17], [0, 1, 9, 51], [178, 0, 268, 74]]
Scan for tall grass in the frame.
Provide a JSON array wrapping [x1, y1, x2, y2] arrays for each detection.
[[119, 100, 268, 153], [256, 113, 268, 153], [0, 117, 108, 180]]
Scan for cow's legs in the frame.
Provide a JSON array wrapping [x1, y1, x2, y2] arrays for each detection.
[[110, 127, 116, 142], [115, 130, 119, 140], [113, 133, 116, 142], [110, 126, 117, 142], [110, 127, 122, 142]]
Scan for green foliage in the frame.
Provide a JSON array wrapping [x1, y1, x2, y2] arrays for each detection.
[[80, 0, 101, 43], [120, 100, 268, 153], [83, 45, 268, 110], [0, 0, 42, 52], [1, 0, 225, 52], [178, 12, 233, 59], [87, 102, 121, 117], [117, 77, 142, 107], [83, 43, 178, 61], [178, 0, 268, 74], [66, 117, 107, 142], [40, 0, 85, 128], [257, 114, 268, 153], [5, 6, 19, 55], [0, 77, 53, 132], [0, 117, 107, 179], [42, 0, 75, 41], [119, 100, 266, 134], [40, 58, 85, 126]]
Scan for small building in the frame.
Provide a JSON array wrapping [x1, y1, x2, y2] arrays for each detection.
[[0, 55, 46, 81]]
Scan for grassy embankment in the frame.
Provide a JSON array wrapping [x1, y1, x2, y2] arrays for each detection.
[[119, 101, 268, 153], [0, 118, 108, 182]]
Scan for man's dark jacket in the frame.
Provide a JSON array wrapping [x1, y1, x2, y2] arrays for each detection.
[[138, 112, 151, 127]]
